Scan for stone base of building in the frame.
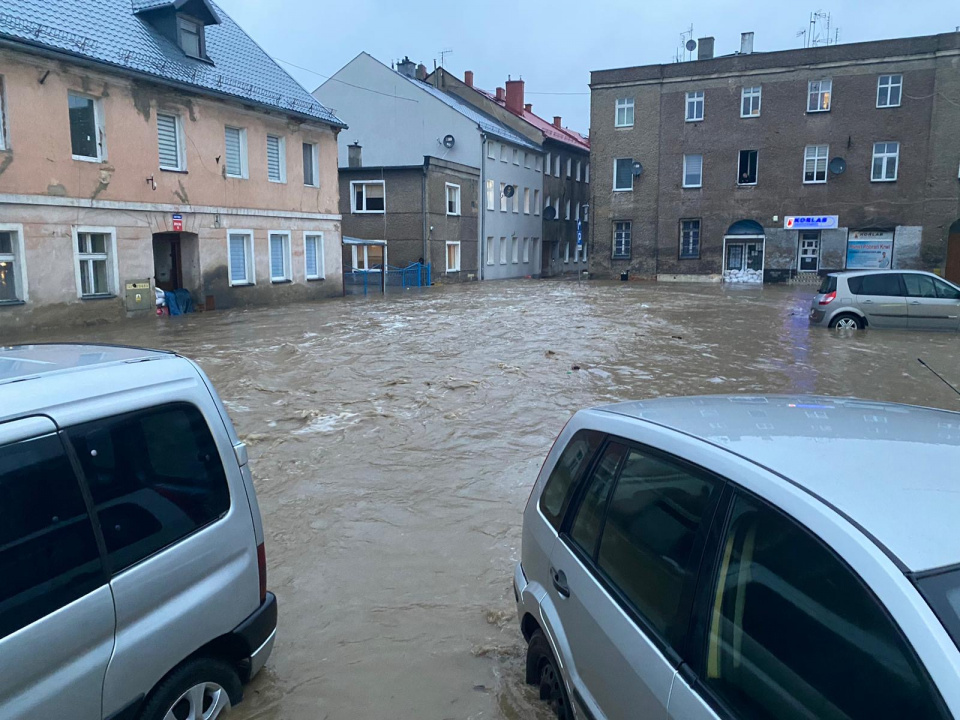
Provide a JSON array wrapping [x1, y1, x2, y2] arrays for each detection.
[[657, 273, 723, 283]]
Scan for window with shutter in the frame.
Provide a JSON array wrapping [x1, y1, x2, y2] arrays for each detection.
[[228, 233, 252, 285], [267, 135, 284, 182], [157, 113, 182, 170], [224, 127, 244, 177], [269, 233, 290, 281], [305, 234, 323, 279]]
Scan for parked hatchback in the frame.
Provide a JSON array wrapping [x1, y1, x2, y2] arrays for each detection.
[[0, 344, 276, 720], [516, 395, 960, 720], [810, 270, 960, 330]]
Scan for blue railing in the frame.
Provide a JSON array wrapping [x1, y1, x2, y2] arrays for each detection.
[[344, 263, 431, 295]]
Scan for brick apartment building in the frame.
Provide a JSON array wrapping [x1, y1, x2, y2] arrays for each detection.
[[589, 31, 960, 284]]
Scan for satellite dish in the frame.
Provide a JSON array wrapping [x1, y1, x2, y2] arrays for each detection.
[[632, 161, 643, 177], [544, 205, 556, 220], [829, 157, 847, 175], [503, 184, 515, 198], [442, 134, 455, 149], [685, 39, 697, 52]]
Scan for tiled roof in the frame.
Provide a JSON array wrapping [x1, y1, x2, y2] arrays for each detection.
[[0, 0, 345, 127], [473, 86, 589, 151]]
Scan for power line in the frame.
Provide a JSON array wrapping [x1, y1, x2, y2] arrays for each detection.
[[274, 56, 418, 102]]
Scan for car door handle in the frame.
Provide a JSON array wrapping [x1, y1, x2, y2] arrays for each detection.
[[550, 567, 570, 598], [910, 300, 922, 305], [862, 299, 874, 304]]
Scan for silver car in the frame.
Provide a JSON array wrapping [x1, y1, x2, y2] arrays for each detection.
[[0, 344, 276, 720], [809, 269, 960, 330], [516, 395, 960, 720]]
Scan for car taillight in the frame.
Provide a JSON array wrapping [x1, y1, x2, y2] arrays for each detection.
[[257, 542, 267, 605], [819, 291, 836, 305]]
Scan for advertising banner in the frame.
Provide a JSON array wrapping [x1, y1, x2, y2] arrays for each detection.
[[846, 231, 894, 269]]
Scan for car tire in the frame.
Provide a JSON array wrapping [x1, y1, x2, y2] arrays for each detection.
[[137, 657, 242, 720], [525, 630, 573, 720], [829, 313, 864, 330]]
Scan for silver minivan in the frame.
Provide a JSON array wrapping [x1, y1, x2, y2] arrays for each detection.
[[0, 344, 276, 720], [809, 270, 960, 330], [516, 395, 960, 720]]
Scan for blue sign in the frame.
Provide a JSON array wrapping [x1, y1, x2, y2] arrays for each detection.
[[784, 215, 838, 230], [577, 220, 583, 246]]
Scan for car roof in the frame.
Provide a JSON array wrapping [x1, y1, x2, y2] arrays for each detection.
[[830, 269, 938, 278], [598, 394, 960, 573], [0, 344, 174, 385]]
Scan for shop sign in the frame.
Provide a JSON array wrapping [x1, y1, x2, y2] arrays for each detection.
[[784, 215, 838, 230], [846, 231, 894, 269]]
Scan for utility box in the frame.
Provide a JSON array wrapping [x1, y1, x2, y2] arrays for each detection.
[[125, 280, 152, 312]]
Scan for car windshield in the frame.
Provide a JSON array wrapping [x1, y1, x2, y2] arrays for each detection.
[[916, 568, 960, 652], [818, 276, 837, 294]]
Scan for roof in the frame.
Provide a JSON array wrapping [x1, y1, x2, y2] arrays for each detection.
[[0, 344, 173, 385], [0, 0, 344, 127], [343, 236, 387, 246], [472, 85, 589, 151], [599, 394, 960, 572]]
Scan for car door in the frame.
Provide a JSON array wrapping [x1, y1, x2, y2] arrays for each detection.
[[903, 274, 960, 331], [854, 272, 908, 328], [667, 491, 951, 720], [546, 440, 723, 720], [0, 417, 115, 720]]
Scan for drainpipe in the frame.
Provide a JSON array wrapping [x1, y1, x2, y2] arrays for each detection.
[[480, 132, 487, 280], [422, 157, 429, 267]]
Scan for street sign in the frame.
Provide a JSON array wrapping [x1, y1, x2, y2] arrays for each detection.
[[577, 220, 583, 246], [172, 213, 183, 232], [784, 215, 838, 230]]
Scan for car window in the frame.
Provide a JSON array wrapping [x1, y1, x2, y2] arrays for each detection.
[[817, 276, 837, 294], [934, 278, 960, 300], [67, 403, 231, 574], [596, 448, 720, 648], [703, 493, 948, 720], [846, 276, 863, 294], [0, 434, 103, 640], [856, 273, 903, 297], [903, 274, 937, 298], [568, 442, 627, 558], [539, 429, 605, 530]]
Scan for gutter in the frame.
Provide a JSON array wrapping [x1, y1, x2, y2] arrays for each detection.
[[422, 157, 429, 267], [479, 132, 487, 281]]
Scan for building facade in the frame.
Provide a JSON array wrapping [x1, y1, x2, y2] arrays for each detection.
[[315, 54, 543, 280], [0, 0, 345, 330], [590, 32, 960, 284]]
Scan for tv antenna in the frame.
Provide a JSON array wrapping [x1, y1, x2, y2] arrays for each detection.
[[438, 48, 453, 67], [676, 24, 695, 62], [801, 10, 839, 48]]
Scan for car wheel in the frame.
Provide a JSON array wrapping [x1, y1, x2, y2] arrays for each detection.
[[137, 657, 242, 720], [829, 314, 863, 330], [525, 630, 573, 720]]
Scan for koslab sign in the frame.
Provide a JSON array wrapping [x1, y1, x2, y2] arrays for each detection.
[[847, 231, 894, 270], [784, 216, 838, 230]]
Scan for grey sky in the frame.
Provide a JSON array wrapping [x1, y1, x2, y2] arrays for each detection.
[[221, 0, 957, 134]]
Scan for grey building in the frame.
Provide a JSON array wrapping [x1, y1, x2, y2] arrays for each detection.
[[589, 31, 960, 284]]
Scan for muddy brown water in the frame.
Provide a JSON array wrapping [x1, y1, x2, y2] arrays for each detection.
[[8, 280, 960, 719]]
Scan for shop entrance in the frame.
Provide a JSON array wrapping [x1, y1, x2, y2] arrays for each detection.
[[723, 220, 765, 283], [946, 219, 960, 284]]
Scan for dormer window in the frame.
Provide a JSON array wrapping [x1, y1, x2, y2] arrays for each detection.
[[177, 16, 204, 59]]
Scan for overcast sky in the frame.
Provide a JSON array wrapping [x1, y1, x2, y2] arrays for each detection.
[[220, 0, 958, 135]]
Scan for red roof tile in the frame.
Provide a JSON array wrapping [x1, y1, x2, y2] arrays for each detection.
[[473, 86, 589, 151]]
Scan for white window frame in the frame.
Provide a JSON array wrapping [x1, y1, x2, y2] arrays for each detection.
[[351, 180, 386, 214], [576, 160, 582, 181], [566, 158, 572, 177], [574, 244, 580, 263], [512, 187, 520, 214], [268, 231, 292, 282], [686, 91, 704, 122], [877, 74, 903, 108], [564, 242, 570, 263], [524, 152, 531, 168], [513, 148, 520, 165], [807, 79, 832, 112], [523, 187, 530, 214], [615, 97, 634, 127], [303, 141, 320, 187], [500, 183, 508, 212], [683, 154, 703, 188], [177, 15, 205, 59], [575, 203, 580, 222], [585, 163, 590, 183], [803, 144, 829, 184], [522, 237, 530, 263], [534, 189, 540, 216], [72, 226, 118, 298], [488, 142, 496, 160], [545, 153, 552, 175], [486, 237, 494, 265], [304, 232, 324, 280], [499, 236, 507, 264], [445, 183, 461, 216], [157, 112, 186, 171], [737, 149, 759, 186], [554, 155, 560, 177], [224, 126, 248, 179], [535, 155, 542, 173], [582, 236, 588, 263], [0, 77, 7, 151], [0, 223, 27, 303], [872, 141, 900, 182], [512, 236, 519, 263], [266, 134, 286, 183], [565, 199, 571, 220], [741, 86, 762, 118], [798, 231, 821, 272], [68, 91, 106, 163], [485, 179, 495, 210], [613, 221, 631, 259], [227, 230, 255, 286], [445, 241, 461, 273], [500, 144, 508, 162], [614, 158, 634, 191], [554, 198, 560, 222]]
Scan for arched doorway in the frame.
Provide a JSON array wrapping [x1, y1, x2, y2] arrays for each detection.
[[723, 219, 765, 283], [946, 219, 960, 284]]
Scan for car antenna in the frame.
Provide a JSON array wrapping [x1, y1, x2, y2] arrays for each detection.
[[917, 358, 960, 399]]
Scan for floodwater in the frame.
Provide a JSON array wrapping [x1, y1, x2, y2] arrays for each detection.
[[10, 280, 960, 720]]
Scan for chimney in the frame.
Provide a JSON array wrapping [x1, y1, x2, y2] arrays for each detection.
[[495, 87, 505, 102], [416, 63, 427, 81], [348, 142, 362, 168], [397, 56, 416, 78], [697, 36, 715, 60], [553, 116, 562, 129], [524, 103, 532, 113], [464, 70, 474, 87], [740, 32, 754, 55], [505, 78, 524, 114]]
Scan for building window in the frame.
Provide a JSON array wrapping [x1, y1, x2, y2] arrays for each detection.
[[522, 237, 530, 263], [582, 237, 588, 263], [446, 241, 461, 272], [808, 79, 832, 112], [304, 233, 324, 280], [741, 86, 761, 117], [501, 144, 508, 162], [446, 183, 461, 215], [566, 158, 572, 177], [686, 91, 704, 121], [565, 199, 571, 220], [486, 237, 494, 265], [582, 204, 589, 222], [513, 187, 520, 214], [534, 189, 540, 216], [614, 158, 634, 191], [224, 126, 247, 178], [523, 187, 530, 214], [574, 243, 580, 263], [564, 243, 570, 263], [512, 237, 519, 263], [485, 179, 495, 210], [804, 145, 829, 184], [74, 228, 116, 298], [488, 142, 496, 160], [351, 244, 383, 271], [683, 154, 703, 188], [585, 163, 590, 183], [680, 219, 700, 259], [268, 232, 291, 282], [799, 231, 820, 272], [513, 148, 520, 165], [0, 78, 7, 150], [545, 153, 551, 173], [535, 155, 542, 173], [499, 237, 507, 264], [877, 74, 903, 108], [68, 92, 106, 162], [302, 142, 319, 187], [554, 155, 560, 177], [575, 203, 580, 222], [554, 198, 560, 221], [157, 112, 184, 170], [177, 16, 204, 58], [0, 227, 25, 303], [615, 97, 634, 127], [545, 195, 552, 218], [613, 221, 631, 259], [524, 152, 531, 168], [266, 134, 286, 183], [738, 150, 759, 185], [352, 180, 385, 212], [500, 183, 508, 212], [228, 231, 254, 285], [872, 142, 900, 182], [576, 160, 582, 181]]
